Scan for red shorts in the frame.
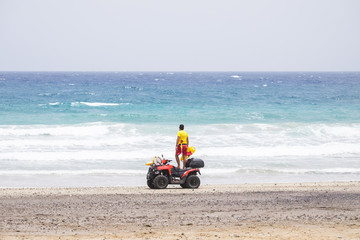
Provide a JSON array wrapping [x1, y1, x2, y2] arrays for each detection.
[[176, 144, 188, 156]]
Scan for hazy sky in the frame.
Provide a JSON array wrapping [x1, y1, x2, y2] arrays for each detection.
[[1, 0, 359, 71]]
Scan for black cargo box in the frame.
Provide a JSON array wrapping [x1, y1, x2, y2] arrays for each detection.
[[186, 158, 204, 168]]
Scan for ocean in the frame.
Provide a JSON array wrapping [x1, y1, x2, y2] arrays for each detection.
[[0, 71, 359, 187]]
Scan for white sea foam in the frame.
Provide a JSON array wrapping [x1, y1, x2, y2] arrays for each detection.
[[1, 122, 360, 186], [0, 169, 146, 176], [200, 142, 360, 158], [236, 168, 360, 174], [201, 167, 360, 176], [71, 102, 121, 107], [230, 75, 242, 79], [0, 150, 153, 161], [38, 93, 52, 96], [0, 123, 113, 137], [81, 102, 119, 106], [1, 123, 360, 158], [49, 102, 60, 106]]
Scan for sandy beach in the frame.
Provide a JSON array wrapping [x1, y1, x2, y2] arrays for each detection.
[[1, 182, 359, 240]]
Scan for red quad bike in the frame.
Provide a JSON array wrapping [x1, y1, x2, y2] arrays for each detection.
[[146, 157, 205, 189]]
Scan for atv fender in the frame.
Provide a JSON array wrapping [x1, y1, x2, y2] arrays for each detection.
[[181, 168, 200, 178]]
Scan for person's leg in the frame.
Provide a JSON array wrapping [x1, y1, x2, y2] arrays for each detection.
[[175, 146, 180, 168], [183, 158, 187, 169], [175, 154, 180, 168], [182, 145, 188, 169]]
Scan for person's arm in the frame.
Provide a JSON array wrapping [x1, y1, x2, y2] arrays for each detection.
[[176, 136, 180, 147], [186, 136, 189, 146]]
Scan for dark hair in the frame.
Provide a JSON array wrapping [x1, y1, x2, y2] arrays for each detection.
[[179, 124, 184, 130]]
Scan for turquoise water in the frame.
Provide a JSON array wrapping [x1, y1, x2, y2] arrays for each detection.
[[0, 72, 359, 187], [1, 72, 359, 124]]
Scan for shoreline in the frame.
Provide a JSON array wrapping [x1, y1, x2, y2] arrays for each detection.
[[1, 181, 359, 195], [1, 181, 360, 239]]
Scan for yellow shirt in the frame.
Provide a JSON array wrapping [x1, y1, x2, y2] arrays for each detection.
[[177, 130, 188, 145]]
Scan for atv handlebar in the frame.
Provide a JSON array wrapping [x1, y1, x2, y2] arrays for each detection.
[[162, 159, 172, 164]]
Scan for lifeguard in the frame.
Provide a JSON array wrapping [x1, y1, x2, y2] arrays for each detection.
[[175, 124, 189, 169]]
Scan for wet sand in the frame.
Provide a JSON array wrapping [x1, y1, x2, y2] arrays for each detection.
[[1, 182, 359, 239]]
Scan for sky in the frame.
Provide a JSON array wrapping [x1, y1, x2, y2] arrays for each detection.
[[0, 0, 360, 71]]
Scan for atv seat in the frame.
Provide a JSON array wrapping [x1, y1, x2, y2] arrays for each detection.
[[171, 167, 191, 177]]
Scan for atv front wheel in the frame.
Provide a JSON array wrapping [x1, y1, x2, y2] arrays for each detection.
[[153, 175, 169, 189], [186, 175, 200, 189], [147, 180, 155, 189]]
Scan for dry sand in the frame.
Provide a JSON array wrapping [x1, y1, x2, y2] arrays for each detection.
[[1, 182, 359, 240]]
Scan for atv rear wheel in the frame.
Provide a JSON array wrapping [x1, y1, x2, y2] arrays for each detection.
[[186, 175, 200, 189], [153, 175, 169, 189]]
